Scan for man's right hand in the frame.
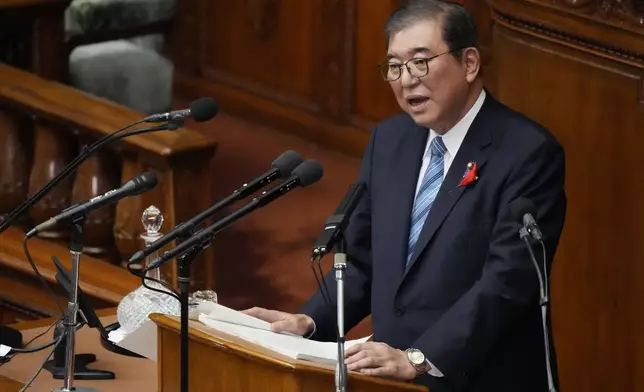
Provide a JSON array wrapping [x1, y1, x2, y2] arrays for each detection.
[[241, 307, 315, 337]]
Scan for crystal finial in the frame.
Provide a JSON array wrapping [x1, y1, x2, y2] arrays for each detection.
[[117, 205, 179, 335], [142, 205, 163, 236]]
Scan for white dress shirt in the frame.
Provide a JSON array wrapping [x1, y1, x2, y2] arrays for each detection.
[[415, 89, 486, 378], [415, 90, 486, 197]]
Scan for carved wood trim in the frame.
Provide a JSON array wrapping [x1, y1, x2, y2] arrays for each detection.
[[531, 0, 644, 31], [491, 9, 644, 67], [490, 0, 644, 67]]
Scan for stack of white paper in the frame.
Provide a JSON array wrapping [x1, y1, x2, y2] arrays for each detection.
[[111, 302, 371, 365], [194, 302, 371, 364]]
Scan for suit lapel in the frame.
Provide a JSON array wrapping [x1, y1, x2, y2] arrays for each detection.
[[402, 100, 493, 277], [384, 123, 428, 278]]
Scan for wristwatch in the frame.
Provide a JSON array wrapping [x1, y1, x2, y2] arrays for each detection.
[[405, 348, 431, 374]]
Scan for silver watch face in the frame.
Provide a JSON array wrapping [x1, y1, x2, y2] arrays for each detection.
[[408, 349, 426, 365]]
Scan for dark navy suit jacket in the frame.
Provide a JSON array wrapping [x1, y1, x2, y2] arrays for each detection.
[[300, 92, 567, 392]]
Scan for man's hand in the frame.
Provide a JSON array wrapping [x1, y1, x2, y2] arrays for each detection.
[[241, 307, 314, 336], [344, 342, 418, 381]]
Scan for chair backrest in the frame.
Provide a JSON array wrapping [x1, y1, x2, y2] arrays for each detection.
[[65, 0, 177, 50]]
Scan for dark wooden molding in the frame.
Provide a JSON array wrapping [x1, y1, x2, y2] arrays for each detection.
[[490, 0, 644, 66], [541, 0, 644, 31], [493, 9, 644, 65]]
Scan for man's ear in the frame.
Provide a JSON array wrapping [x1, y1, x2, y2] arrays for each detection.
[[462, 47, 481, 83]]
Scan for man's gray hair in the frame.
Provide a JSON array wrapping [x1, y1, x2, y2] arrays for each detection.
[[384, 0, 479, 60]]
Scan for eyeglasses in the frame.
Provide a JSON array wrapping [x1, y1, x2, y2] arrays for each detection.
[[377, 49, 457, 82]]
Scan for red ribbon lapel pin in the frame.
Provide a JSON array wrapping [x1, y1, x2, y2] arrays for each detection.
[[459, 161, 478, 187]]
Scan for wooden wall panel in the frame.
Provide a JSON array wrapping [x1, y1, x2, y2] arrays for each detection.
[[352, 0, 400, 126], [200, 1, 317, 110], [171, 1, 495, 156], [488, 1, 644, 391], [493, 27, 644, 391]]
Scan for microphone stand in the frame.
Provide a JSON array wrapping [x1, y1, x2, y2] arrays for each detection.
[[157, 232, 207, 392], [53, 215, 101, 392], [333, 239, 348, 392], [519, 228, 556, 392]]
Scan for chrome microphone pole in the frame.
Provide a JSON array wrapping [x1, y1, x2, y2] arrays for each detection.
[[53, 216, 101, 392], [520, 227, 556, 392], [333, 241, 348, 392]]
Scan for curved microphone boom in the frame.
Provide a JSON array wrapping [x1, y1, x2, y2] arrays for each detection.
[[128, 150, 304, 264], [510, 198, 543, 241], [143, 97, 219, 123], [510, 197, 556, 392], [146, 159, 324, 271], [26, 172, 158, 238]]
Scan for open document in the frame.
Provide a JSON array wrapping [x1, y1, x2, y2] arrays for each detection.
[[111, 301, 371, 365]]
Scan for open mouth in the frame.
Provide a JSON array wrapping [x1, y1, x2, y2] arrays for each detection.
[[407, 97, 429, 109]]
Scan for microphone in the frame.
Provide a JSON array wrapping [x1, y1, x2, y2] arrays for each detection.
[[143, 97, 219, 123], [0, 120, 184, 235], [26, 172, 158, 238], [146, 159, 324, 270], [510, 197, 543, 241], [509, 197, 557, 392], [128, 150, 304, 264], [312, 182, 366, 257]]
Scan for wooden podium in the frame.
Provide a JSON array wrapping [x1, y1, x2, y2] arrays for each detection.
[[150, 314, 428, 392]]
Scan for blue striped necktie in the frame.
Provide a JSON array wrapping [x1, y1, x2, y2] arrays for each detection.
[[407, 136, 447, 264]]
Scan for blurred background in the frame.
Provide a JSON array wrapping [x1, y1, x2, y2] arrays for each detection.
[[0, 1, 642, 391]]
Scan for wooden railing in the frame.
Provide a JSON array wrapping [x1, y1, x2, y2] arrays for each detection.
[[0, 64, 217, 317]]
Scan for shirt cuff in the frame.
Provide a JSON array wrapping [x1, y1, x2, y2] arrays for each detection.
[[426, 359, 444, 377], [303, 319, 316, 339]]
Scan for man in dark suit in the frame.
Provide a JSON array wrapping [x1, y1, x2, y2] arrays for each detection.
[[244, 1, 566, 391]]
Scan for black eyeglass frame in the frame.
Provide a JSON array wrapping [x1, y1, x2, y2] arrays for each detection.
[[377, 48, 464, 81]]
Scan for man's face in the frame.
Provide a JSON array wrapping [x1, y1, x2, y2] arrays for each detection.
[[386, 20, 473, 132]]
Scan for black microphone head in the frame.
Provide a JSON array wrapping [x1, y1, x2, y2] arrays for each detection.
[[510, 197, 536, 222], [272, 150, 303, 177], [189, 98, 219, 122], [129, 171, 158, 195], [292, 159, 324, 187]]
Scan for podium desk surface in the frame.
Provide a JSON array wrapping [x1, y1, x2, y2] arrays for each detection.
[[0, 308, 156, 392], [152, 313, 427, 392], [1, 309, 428, 392]]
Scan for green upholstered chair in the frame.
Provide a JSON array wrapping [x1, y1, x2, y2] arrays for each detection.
[[65, 0, 177, 114]]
